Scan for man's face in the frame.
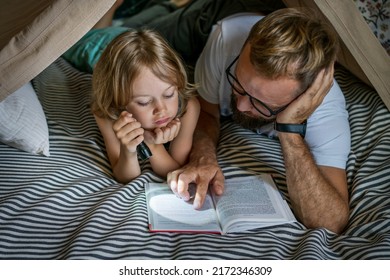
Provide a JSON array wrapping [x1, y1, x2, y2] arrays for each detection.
[[230, 93, 271, 130], [228, 44, 302, 129]]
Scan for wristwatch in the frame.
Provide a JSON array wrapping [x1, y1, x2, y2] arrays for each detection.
[[274, 120, 307, 138]]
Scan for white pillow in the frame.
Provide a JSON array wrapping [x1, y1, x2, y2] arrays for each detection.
[[0, 82, 50, 156]]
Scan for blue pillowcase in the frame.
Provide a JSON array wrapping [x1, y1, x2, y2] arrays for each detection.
[[62, 26, 129, 73]]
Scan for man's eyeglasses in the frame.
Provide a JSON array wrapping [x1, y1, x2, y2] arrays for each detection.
[[225, 56, 289, 117]]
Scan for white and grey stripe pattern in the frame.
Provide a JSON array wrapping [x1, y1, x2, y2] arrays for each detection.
[[0, 58, 389, 259]]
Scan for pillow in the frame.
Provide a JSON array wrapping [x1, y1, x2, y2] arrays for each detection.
[[0, 82, 50, 156], [62, 26, 128, 73]]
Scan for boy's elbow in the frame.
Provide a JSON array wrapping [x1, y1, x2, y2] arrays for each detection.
[[113, 170, 141, 184]]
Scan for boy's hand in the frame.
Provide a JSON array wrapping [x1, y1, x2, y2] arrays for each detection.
[[112, 111, 144, 153], [144, 118, 181, 145]]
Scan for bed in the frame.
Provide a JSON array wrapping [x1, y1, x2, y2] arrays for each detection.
[[1, 0, 390, 259]]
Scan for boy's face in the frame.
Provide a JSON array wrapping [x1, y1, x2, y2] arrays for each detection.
[[126, 67, 179, 130]]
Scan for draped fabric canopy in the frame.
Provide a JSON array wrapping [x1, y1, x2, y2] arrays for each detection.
[[0, 0, 115, 101], [0, 0, 389, 108]]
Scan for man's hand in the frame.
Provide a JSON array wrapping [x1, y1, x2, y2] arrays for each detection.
[[167, 158, 224, 209], [168, 96, 223, 209], [277, 66, 335, 124]]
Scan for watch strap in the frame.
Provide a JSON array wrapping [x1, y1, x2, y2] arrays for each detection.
[[274, 120, 307, 137]]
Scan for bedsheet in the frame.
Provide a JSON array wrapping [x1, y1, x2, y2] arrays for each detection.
[[0, 58, 389, 259]]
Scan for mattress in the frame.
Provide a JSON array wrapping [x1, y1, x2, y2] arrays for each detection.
[[0, 58, 389, 259]]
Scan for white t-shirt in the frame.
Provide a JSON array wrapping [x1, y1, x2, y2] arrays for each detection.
[[195, 13, 351, 169]]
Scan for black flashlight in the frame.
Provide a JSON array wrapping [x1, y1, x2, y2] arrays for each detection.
[[137, 142, 152, 160]]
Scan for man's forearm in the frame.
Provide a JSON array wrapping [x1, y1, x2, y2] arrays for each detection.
[[170, 109, 224, 207], [189, 110, 220, 163], [279, 133, 349, 233]]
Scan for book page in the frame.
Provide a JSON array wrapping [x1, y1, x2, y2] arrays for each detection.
[[213, 175, 296, 233], [145, 183, 221, 233]]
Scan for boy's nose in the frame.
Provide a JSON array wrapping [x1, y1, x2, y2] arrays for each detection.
[[153, 100, 167, 114]]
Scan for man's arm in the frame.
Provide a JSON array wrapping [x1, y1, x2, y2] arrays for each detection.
[[279, 133, 349, 233], [168, 96, 224, 209], [276, 67, 349, 233]]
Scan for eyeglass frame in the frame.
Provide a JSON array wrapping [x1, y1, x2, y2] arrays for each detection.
[[225, 55, 292, 118]]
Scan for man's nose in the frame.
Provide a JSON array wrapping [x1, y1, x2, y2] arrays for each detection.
[[235, 94, 252, 112]]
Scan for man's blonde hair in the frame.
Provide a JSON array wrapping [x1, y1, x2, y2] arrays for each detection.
[[247, 8, 339, 92], [92, 29, 196, 120]]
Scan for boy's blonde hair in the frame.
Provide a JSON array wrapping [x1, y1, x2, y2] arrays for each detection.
[[247, 8, 339, 93], [92, 29, 196, 120]]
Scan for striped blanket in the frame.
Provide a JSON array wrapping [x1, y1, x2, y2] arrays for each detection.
[[0, 58, 389, 259]]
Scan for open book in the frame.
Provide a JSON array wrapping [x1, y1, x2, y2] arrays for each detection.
[[145, 174, 296, 234]]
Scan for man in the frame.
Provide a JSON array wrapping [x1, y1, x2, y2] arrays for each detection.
[[167, 8, 351, 234]]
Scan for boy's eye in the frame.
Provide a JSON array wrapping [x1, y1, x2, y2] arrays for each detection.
[[164, 92, 175, 99], [136, 100, 151, 106]]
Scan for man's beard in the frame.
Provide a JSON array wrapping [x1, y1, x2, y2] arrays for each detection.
[[230, 94, 273, 130]]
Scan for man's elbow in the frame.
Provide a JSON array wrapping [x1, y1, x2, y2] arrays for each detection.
[[303, 207, 349, 234]]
